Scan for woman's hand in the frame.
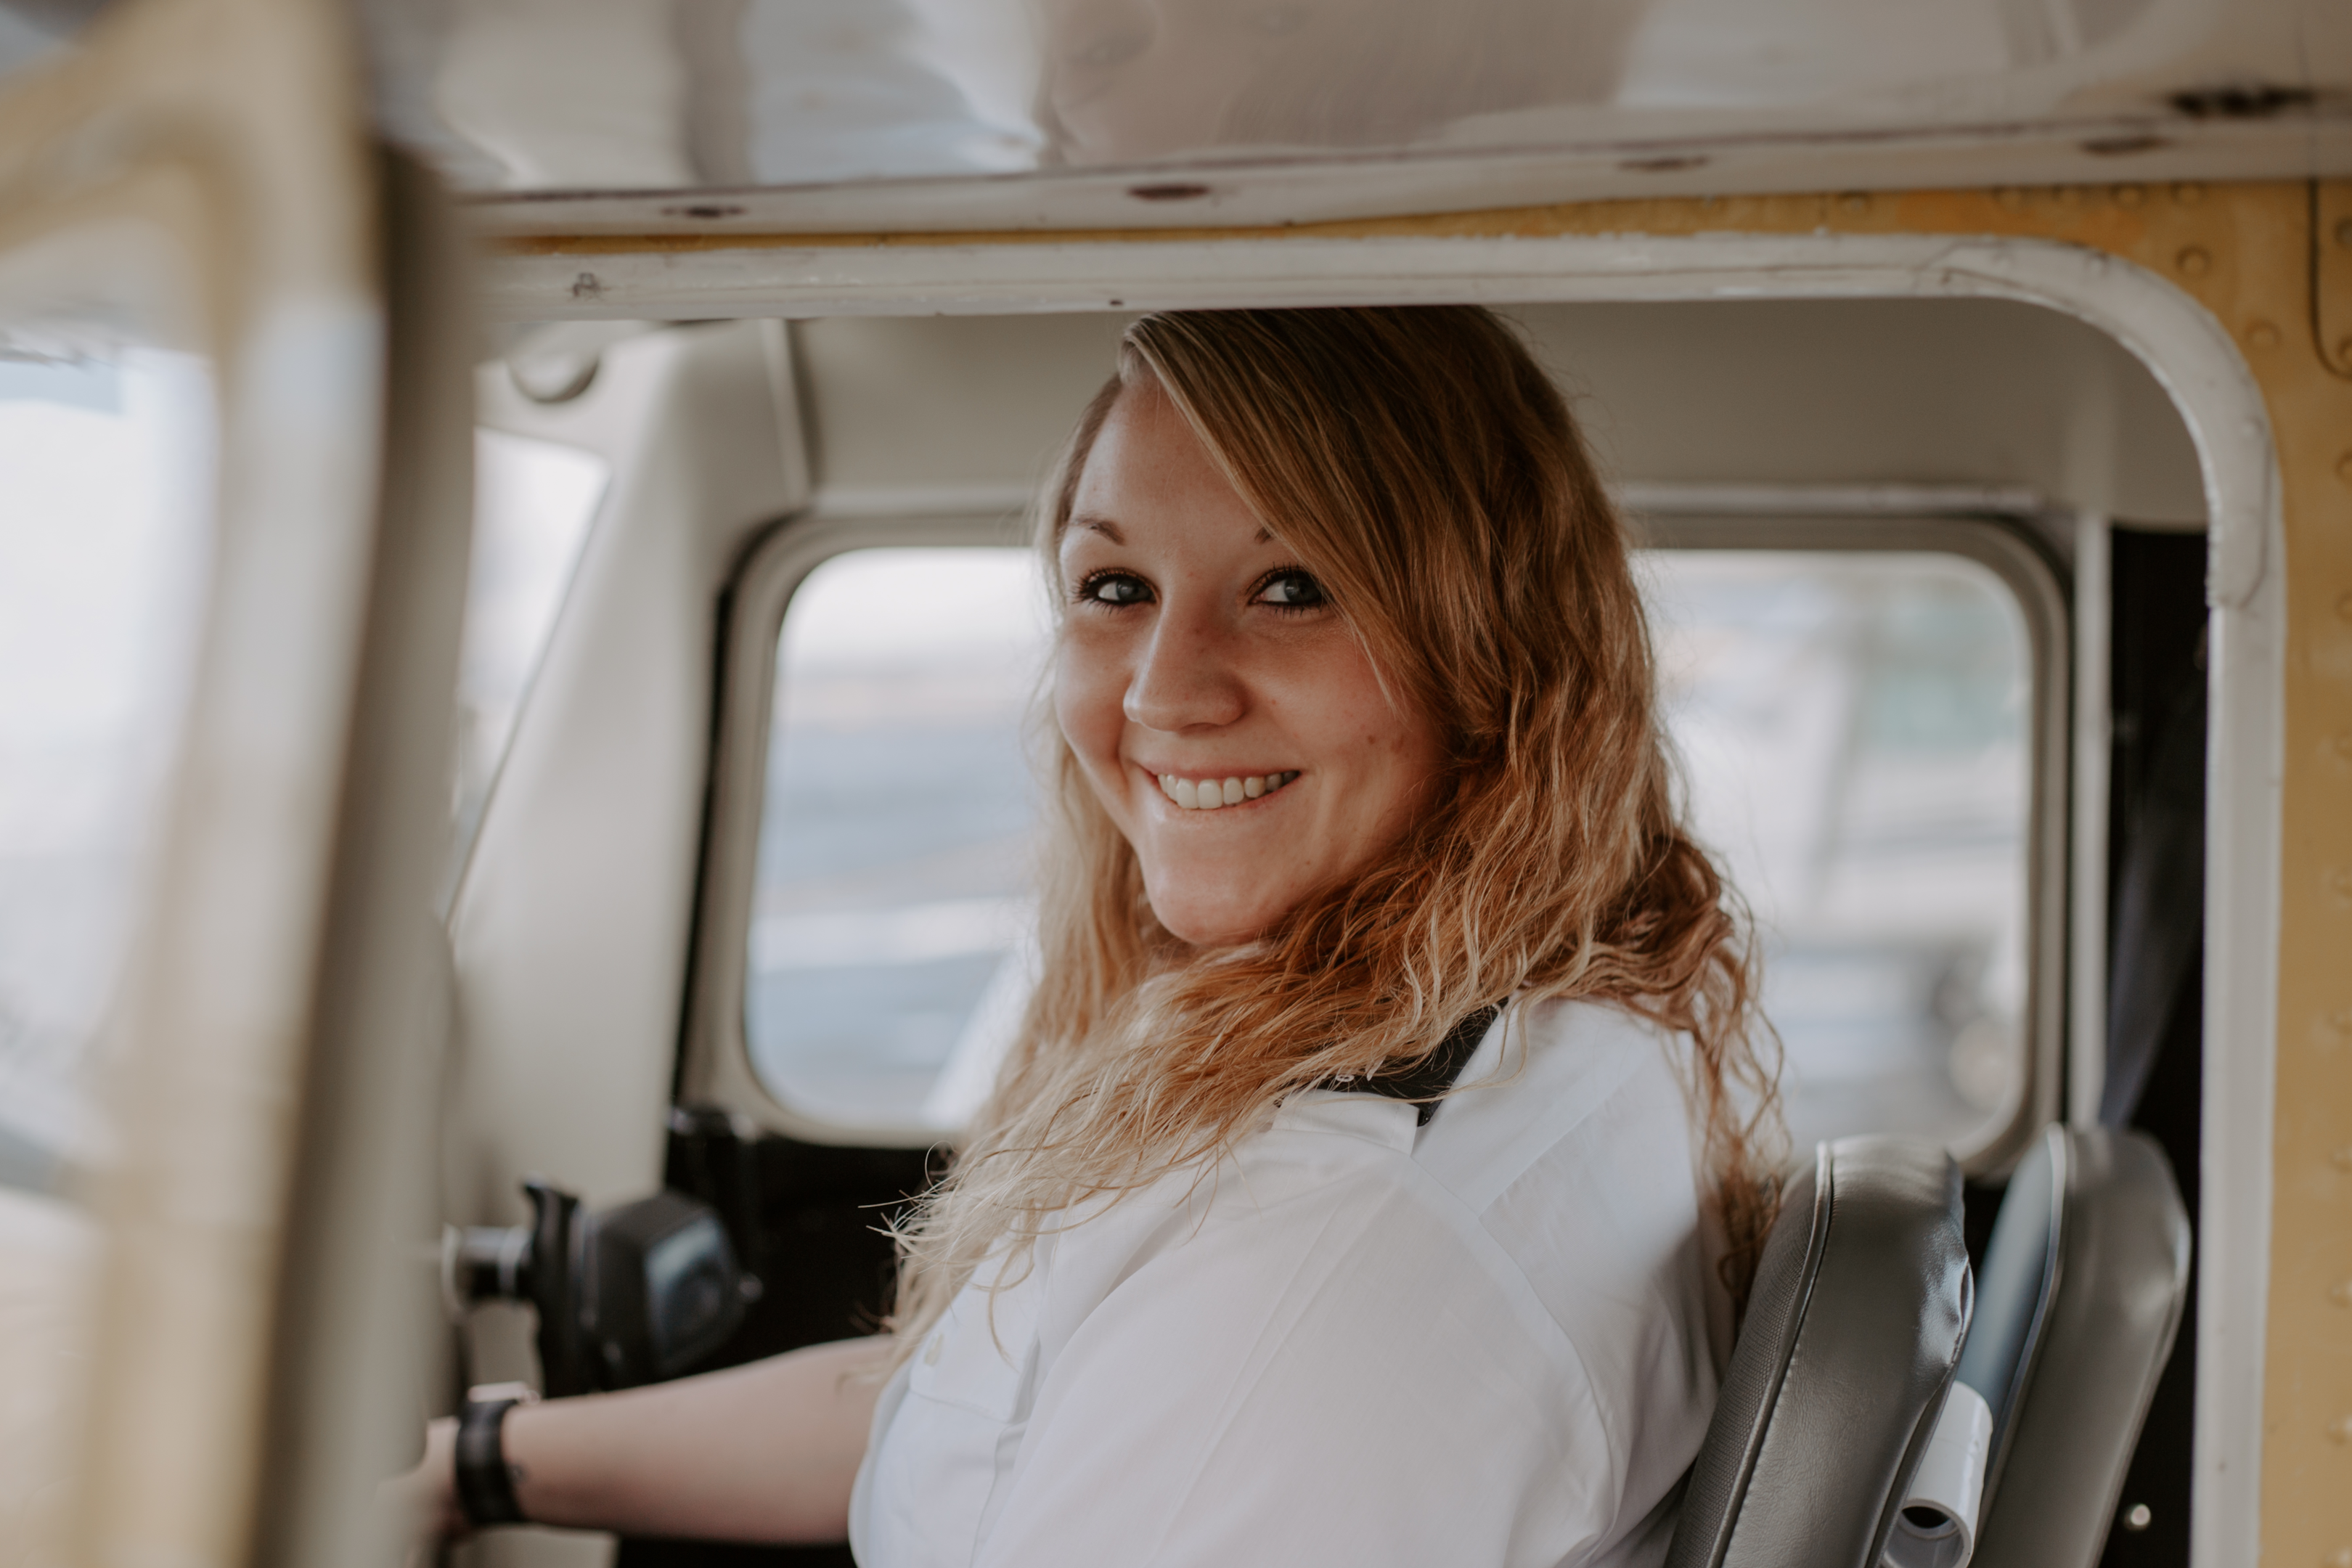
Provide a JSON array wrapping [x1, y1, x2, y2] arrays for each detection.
[[378, 1414, 465, 1550], [379, 1337, 890, 1547]]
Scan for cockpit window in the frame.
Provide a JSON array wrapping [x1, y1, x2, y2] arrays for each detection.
[[445, 428, 607, 892], [746, 548, 1051, 1131], [1647, 551, 2030, 1154], [0, 346, 216, 1195], [745, 538, 2035, 1154]]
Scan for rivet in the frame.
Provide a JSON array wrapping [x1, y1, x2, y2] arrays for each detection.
[[2177, 246, 2213, 277], [2115, 183, 2147, 208], [2331, 1280, 2352, 1307], [2173, 181, 2206, 205], [2247, 320, 2281, 349], [2122, 1503, 2152, 1531]]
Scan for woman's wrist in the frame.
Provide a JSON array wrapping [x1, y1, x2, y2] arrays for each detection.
[[454, 1385, 539, 1527]]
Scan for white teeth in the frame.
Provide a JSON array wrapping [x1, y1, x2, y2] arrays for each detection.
[[1156, 770, 1299, 811]]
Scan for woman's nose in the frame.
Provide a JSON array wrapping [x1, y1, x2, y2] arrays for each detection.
[[1124, 610, 1246, 732]]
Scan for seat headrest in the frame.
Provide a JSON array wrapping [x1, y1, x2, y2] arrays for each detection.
[[1667, 1136, 1972, 1568]]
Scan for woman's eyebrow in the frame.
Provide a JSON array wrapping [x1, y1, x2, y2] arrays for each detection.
[[1068, 514, 1124, 544]]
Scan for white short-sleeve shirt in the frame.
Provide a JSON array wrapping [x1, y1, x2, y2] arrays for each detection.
[[849, 997, 1731, 1568]]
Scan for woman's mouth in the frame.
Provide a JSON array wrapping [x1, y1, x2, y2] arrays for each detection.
[[1154, 771, 1299, 812]]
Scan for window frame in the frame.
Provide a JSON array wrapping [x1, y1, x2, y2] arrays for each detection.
[[685, 489, 2068, 1170]]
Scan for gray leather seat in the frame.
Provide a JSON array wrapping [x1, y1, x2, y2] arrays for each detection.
[[1956, 1124, 2192, 1568], [1667, 1136, 1973, 1568]]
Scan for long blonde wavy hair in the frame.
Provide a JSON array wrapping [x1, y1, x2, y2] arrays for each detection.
[[887, 306, 1782, 1357]]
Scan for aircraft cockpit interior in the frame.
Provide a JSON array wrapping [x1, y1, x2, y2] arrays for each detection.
[[0, 1, 2343, 1565]]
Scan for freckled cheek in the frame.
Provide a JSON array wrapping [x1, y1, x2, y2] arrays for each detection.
[[1054, 645, 1131, 794]]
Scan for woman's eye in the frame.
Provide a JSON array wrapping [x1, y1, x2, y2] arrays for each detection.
[[1079, 571, 1151, 607], [1255, 570, 1326, 609]]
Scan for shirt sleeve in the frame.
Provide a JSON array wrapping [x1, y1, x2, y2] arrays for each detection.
[[969, 1127, 1626, 1568]]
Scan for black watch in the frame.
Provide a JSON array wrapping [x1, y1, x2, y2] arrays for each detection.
[[454, 1382, 536, 1528]]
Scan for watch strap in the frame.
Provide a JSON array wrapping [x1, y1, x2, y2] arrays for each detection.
[[454, 1392, 531, 1527]]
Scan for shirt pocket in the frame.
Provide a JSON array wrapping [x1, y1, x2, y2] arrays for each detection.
[[906, 1270, 1044, 1424], [882, 1278, 1043, 1567]]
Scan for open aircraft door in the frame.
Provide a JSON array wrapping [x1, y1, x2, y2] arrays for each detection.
[[0, 0, 472, 1562]]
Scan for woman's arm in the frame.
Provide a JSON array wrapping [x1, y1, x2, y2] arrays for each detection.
[[392, 1336, 889, 1545]]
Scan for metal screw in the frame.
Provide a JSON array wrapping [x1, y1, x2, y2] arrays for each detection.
[[2122, 1503, 2152, 1531], [2177, 246, 2213, 277]]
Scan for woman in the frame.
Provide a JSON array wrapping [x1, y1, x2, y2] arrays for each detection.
[[398, 305, 1781, 1566]]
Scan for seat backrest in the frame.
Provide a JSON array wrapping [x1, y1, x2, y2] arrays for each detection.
[[1666, 1136, 1972, 1568], [1960, 1125, 2190, 1568]]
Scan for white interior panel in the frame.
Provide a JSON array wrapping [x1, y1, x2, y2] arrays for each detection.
[[795, 299, 2204, 525], [446, 321, 804, 1228]]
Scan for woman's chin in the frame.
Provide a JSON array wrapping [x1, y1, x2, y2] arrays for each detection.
[[1146, 888, 1287, 949]]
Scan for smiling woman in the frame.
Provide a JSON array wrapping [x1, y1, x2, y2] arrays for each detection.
[[394, 306, 1782, 1568]]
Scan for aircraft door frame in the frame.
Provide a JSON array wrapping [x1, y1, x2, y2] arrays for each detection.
[[513, 216, 2290, 1568], [0, 1, 473, 1561]]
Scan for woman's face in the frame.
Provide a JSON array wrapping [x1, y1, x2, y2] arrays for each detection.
[[1055, 381, 1445, 946]]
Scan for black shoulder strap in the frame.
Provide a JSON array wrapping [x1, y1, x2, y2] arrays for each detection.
[[1322, 1003, 1504, 1125]]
